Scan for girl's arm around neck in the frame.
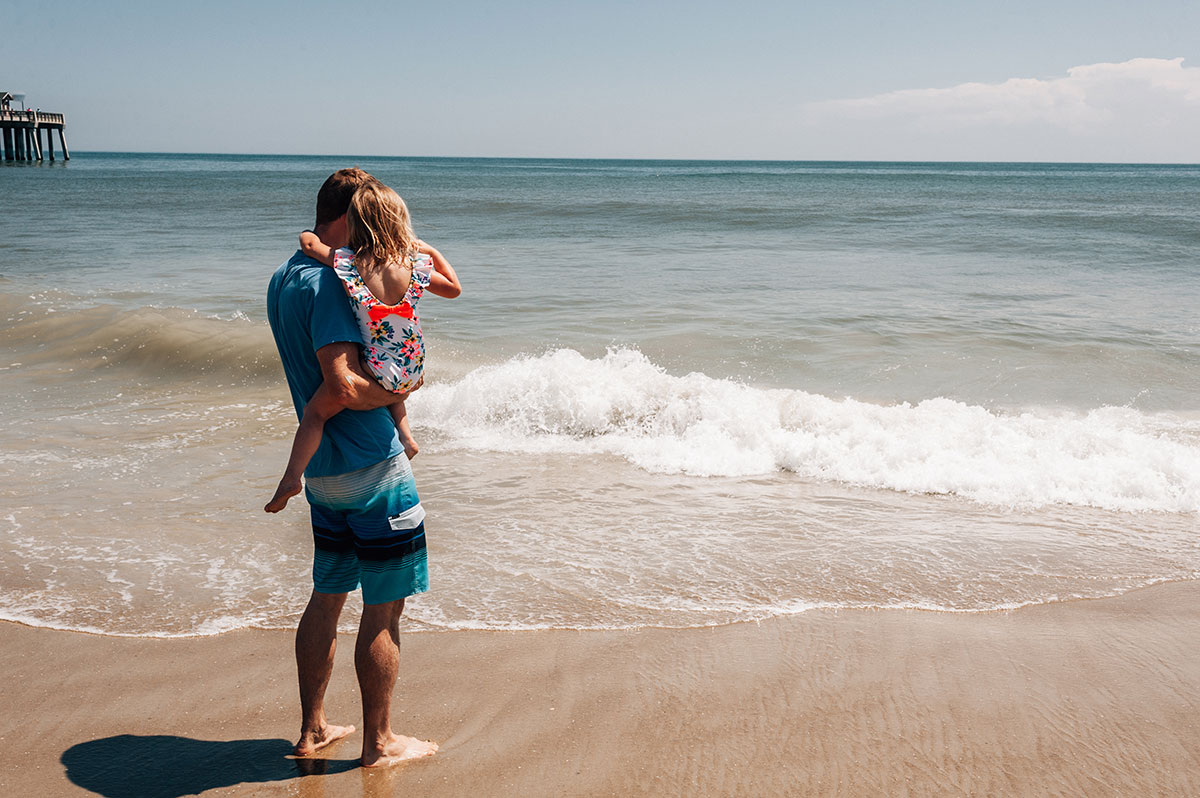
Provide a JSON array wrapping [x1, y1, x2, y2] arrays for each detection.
[[417, 240, 462, 298], [299, 230, 337, 267]]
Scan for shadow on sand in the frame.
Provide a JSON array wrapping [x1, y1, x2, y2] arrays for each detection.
[[61, 734, 359, 798]]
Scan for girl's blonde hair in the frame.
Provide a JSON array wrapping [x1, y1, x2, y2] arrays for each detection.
[[346, 182, 416, 269]]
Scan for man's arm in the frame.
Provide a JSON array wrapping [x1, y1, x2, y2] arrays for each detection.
[[316, 342, 419, 411]]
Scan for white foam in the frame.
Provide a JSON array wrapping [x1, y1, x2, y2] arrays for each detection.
[[414, 348, 1200, 513]]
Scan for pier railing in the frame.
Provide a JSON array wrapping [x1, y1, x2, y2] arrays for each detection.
[[0, 110, 65, 125]]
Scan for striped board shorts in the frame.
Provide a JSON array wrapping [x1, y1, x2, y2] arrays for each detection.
[[304, 454, 429, 605]]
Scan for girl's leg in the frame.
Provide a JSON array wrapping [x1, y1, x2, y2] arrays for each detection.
[[389, 400, 419, 460], [265, 383, 344, 513]]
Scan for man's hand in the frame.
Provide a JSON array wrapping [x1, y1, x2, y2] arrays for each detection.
[[316, 342, 420, 411]]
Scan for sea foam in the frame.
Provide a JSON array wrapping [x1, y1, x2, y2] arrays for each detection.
[[414, 348, 1200, 513]]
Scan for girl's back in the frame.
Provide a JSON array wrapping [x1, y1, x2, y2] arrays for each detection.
[[355, 256, 413, 306]]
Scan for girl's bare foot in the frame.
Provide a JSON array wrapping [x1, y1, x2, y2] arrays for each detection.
[[265, 477, 302, 513], [361, 733, 438, 768], [401, 436, 419, 460], [294, 723, 355, 756]]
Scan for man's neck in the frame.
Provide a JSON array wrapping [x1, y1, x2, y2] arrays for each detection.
[[313, 217, 349, 250]]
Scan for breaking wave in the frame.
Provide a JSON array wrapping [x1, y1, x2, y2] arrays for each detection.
[[415, 348, 1200, 513], [1, 293, 281, 382]]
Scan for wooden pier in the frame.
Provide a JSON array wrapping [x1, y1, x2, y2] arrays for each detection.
[[1, 92, 69, 162]]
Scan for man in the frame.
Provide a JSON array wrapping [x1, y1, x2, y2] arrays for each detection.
[[266, 168, 437, 768]]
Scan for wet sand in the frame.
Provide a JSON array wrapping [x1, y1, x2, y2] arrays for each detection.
[[3, 581, 1200, 797]]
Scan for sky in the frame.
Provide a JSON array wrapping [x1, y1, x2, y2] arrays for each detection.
[[4, 0, 1199, 161]]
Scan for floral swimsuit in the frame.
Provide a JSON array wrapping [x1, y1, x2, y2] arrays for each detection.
[[332, 247, 433, 394]]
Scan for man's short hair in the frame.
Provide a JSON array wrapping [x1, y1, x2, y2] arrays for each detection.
[[315, 168, 379, 226]]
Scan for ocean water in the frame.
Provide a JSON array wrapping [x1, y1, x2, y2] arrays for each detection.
[[1, 153, 1198, 636]]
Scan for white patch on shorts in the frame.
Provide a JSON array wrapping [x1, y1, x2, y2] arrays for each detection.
[[387, 503, 426, 531]]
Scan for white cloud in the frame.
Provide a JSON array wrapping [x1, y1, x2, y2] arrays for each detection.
[[802, 58, 1200, 162]]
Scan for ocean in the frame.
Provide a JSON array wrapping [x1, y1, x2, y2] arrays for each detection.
[[2, 153, 1198, 636]]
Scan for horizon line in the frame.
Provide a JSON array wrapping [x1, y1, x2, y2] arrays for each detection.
[[53, 151, 1200, 167]]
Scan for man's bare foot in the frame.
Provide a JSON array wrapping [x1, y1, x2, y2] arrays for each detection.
[[294, 723, 355, 756], [265, 477, 302, 513], [401, 436, 419, 460], [361, 733, 438, 768]]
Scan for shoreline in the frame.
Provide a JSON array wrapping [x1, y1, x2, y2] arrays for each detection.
[[0, 574, 1194, 639], [4, 581, 1200, 796]]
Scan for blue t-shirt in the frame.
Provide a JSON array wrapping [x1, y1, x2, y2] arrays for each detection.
[[267, 251, 402, 477]]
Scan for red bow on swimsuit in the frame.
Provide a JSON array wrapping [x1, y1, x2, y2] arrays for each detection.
[[368, 302, 414, 323]]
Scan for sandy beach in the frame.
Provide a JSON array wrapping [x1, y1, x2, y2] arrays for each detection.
[[2, 580, 1198, 797]]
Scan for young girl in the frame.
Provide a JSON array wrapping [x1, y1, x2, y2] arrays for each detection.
[[265, 182, 461, 513]]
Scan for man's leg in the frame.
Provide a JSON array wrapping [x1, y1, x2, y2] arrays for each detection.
[[294, 589, 355, 756], [357, 597, 438, 767]]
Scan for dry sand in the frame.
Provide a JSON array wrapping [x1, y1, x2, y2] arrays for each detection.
[[3, 581, 1200, 797]]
